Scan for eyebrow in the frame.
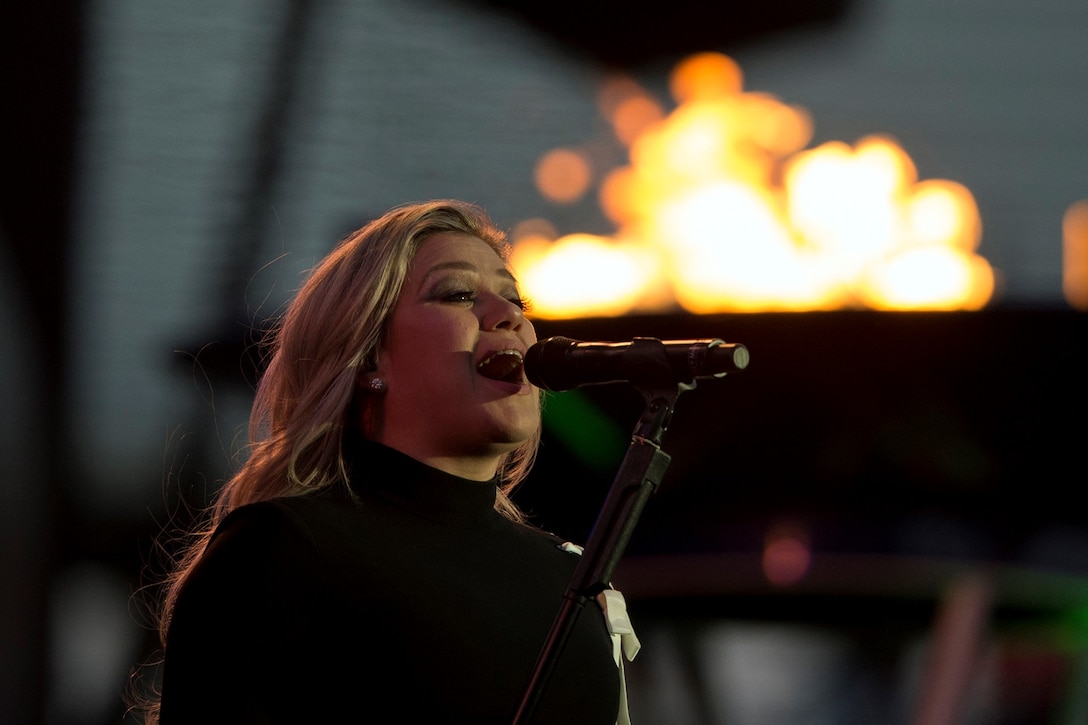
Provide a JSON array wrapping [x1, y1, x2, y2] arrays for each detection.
[[420, 261, 519, 287]]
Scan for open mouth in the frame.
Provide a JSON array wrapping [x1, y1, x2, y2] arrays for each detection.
[[476, 349, 525, 384]]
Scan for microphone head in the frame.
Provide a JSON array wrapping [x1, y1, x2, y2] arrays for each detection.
[[524, 336, 578, 392]]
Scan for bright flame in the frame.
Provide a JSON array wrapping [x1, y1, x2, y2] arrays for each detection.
[[511, 231, 657, 318], [521, 52, 996, 318]]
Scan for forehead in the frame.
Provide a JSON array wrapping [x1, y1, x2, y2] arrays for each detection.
[[409, 232, 512, 281]]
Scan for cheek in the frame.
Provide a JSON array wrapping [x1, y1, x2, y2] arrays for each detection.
[[384, 317, 476, 385]]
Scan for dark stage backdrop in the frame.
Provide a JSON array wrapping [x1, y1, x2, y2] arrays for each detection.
[[515, 309, 1088, 634]]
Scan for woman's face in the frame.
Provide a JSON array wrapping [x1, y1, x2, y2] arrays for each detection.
[[367, 232, 540, 479]]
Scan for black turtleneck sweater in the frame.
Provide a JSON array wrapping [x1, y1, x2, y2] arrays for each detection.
[[159, 440, 620, 724]]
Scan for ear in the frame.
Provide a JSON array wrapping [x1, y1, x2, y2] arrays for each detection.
[[357, 347, 386, 390]]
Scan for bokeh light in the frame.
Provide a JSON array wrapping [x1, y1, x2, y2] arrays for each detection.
[[522, 52, 996, 318]]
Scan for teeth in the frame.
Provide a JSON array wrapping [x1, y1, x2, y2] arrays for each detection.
[[476, 349, 525, 382], [477, 349, 523, 367]]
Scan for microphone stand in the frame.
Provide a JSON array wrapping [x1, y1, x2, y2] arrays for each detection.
[[512, 379, 694, 725]]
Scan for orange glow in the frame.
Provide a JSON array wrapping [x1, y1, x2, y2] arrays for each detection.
[[906, 180, 981, 251], [1063, 200, 1088, 311], [599, 75, 665, 146], [859, 247, 995, 311], [534, 148, 593, 204], [669, 52, 744, 102], [517, 52, 996, 317], [511, 233, 656, 318], [785, 137, 916, 264]]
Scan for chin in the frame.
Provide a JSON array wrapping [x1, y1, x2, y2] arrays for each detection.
[[492, 427, 537, 451], [486, 416, 540, 451], [485, 399, 540, 440]]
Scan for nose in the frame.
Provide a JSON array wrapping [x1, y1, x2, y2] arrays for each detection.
[[480, 292, 526, 332]]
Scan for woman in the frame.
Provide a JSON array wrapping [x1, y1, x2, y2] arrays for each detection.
[[141, 201, 635, 724]]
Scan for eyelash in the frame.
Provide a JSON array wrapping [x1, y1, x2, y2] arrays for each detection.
[[442, 289, 532, 312]]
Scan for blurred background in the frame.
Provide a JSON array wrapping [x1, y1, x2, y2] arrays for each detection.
[[3, 0, 1087, 723]]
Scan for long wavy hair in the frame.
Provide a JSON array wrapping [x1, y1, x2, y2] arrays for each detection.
[[133, 200, 540, 724]]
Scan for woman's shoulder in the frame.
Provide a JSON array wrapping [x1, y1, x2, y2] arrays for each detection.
[[205, 492, 368, 565], [215, 492, 348, 534]]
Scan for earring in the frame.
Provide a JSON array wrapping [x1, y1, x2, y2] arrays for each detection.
[[368, 377, 387, 394]]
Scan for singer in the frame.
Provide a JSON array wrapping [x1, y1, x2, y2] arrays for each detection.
[[131, 201, 636, 724]]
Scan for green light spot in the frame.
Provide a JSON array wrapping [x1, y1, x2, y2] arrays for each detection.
[[541, 390, 628, 470]]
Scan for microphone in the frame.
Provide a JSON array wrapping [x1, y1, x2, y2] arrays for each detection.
[[524, 336, 749, 392]]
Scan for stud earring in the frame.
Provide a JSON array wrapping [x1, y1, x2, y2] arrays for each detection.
[[368, 377, 387, 394]]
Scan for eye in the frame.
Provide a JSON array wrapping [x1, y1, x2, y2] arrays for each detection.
[[442, 289, 476, 304], [510, 294, 533, 313]]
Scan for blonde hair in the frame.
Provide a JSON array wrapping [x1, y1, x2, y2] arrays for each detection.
[[135, 200, 539, 723]]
